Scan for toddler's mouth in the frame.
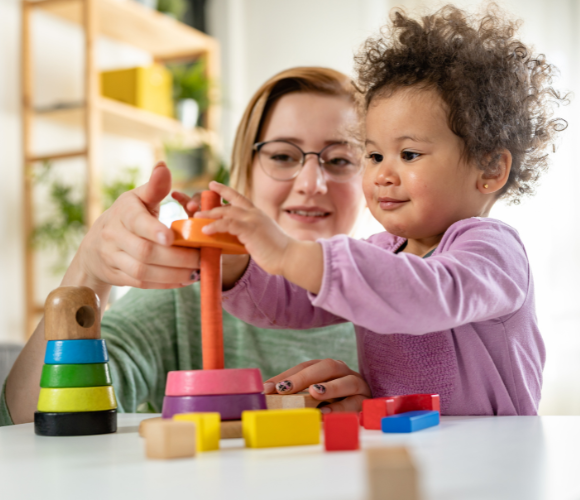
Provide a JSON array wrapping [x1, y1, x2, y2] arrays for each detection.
[[378, 197, 408, 210]]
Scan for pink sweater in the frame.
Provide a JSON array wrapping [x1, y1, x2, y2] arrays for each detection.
[[222, 217, 545, 415]]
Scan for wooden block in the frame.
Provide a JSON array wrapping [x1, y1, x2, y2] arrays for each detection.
[[45, 286, 101, 341], [366, 447, 419, 500], [34, 409, 117, 436], [138, 417, 163, 438], [381, 410, 440, 433], [242, 408, 321, 448], [363, 394, 440, 430], [171, 218, 248, 254], [145, 419, 196, 460], [323, 412, 359, 451], [162, 393, 266, 420], [220, 420, 242, 439], [265, 391, 338, 410], [165, 368, 263, 396], [40, 363, 112, 388], [173, 413, 220, 452], [44, 339, 109, 365], [37, 386, 117, 412]]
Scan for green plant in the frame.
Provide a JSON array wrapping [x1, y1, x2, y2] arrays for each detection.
[[156, 0, 187, 20], [169, 60, 211, 113], [32, 164, 140, 273]]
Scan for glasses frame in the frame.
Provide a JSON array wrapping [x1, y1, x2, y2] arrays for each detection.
[[253, 139, 362, 182]]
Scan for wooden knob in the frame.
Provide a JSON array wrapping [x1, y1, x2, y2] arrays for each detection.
[[44, 286, 101, 341]]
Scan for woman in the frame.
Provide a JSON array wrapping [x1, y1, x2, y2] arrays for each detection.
[[2, 67, 367, 424]]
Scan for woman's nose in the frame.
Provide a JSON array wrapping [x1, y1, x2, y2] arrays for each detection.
[[293, 156, 328, 196]]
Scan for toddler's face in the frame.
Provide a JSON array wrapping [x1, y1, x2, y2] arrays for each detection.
[[363, 87, 485, 241]]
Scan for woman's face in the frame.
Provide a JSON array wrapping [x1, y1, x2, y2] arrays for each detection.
[[250, 92, 365, 241]]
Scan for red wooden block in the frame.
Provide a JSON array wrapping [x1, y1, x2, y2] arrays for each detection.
[[324, 412, 359, 451], [362, 394, 440, 430]]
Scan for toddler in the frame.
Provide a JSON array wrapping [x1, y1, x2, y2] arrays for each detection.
[[198, 5, 568, 415]]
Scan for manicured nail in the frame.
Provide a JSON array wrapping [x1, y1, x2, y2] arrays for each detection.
[[312, 384, 326, 395], [157, 232, 168, 245], [190, 270, 200, 282], [320, 406, 331, 414], [263, 382, 275, 394], [276, 380, 293, 393]]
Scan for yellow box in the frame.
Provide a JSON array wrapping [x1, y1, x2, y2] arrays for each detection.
[[37, 386, 117, 412], [173, 413, 220, 452], [242, 408, 321, 448], [101, 64, 173, 118]]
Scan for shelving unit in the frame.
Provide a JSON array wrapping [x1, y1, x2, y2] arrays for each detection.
[[22, 0, 220, 337]]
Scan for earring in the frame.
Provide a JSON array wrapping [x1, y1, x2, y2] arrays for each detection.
[[483, 184, 489, 189]]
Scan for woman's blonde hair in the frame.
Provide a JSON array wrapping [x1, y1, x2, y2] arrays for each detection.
[[229, 67, 356, 196]]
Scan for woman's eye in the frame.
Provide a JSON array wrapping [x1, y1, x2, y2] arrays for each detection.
[[365, 153, 383, 164], [327, 156, 351, 167], [270, 154, 295, 163], [401, 151, 420, 161]]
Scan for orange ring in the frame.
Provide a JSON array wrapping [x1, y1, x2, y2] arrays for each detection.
[[171, 218, 248, 255]]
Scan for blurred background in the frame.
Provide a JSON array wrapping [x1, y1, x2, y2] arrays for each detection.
[[0, 0, 578, 415]]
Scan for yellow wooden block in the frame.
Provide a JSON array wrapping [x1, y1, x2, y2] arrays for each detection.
[[173, 413, 220, 452], [145, 419, 196, 460], [101, 64, 173, 118], [242, 408, 321, 448], [37, 386, 117, 412]]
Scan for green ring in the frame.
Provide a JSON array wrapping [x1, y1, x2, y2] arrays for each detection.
[[40, 363, 112, 388]]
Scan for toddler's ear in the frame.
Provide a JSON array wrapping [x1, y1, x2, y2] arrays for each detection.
[[478, 149, 512, 194]]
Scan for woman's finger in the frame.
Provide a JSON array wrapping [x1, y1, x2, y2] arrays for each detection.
[[171, 191, 201, 217], [271, 358, 354, 395], [308, 374, 372, 401], [111, 251, 198, 285], [319, 394, 369, 414], [208, 181, 254, 209], [263, 360, 322, 393], [120, 196, 174, 246]]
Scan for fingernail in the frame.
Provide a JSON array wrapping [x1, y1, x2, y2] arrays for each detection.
[[263, 382, 275, 394], [276, 380, 293, 393], [320, 406, 331, 414], [157, 232, 168, 245], [154, 161, 166, 169], [312, 384, 326, 395], [190, 270, 200, 282]]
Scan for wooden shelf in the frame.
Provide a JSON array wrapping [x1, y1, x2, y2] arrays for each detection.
[[31, 0, 214, 60], [36, 97, 216, 147]]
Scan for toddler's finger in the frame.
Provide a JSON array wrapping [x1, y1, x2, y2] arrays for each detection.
[[272, 358, 352, 395], [263, 360, 322, 394], [308, 374, 372, 401], [319, 394, 369, 414]]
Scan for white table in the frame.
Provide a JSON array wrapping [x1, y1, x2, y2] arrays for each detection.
[[1, 414, 579, 500]]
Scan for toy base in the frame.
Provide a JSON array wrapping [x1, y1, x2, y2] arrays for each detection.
[[162, 393, 266, 420], [34, 409, 117, 436]]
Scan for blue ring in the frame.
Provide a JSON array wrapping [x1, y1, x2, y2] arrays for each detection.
[[45, 340, 109, 365]]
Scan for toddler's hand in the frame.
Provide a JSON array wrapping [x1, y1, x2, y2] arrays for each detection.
[[263, 359, 372, 414], [195, 181, 293, 277]]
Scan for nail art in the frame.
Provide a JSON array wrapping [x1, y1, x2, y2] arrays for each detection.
[[190, 270, 200, 282], [312, 384, 326, 394], [276, 380, 293, 393]]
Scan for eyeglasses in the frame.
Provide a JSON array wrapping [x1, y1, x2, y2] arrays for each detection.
[[253, 140, 362, 182]]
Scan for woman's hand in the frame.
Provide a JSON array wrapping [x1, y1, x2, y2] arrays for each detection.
[[263, 359, 372, 414], [67, 162, 201, 298]]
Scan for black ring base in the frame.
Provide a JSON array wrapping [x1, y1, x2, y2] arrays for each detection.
[[34, 409, 117, 436]]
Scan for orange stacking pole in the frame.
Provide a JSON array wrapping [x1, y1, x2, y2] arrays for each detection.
[[200, 191, 224, 369]]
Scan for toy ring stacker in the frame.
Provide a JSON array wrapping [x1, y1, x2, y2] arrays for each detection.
[[171, 191, 248, 370]]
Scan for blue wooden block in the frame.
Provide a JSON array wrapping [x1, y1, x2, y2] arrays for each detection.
[[45, 340, 109, 365], [381, 410, 440, 433]]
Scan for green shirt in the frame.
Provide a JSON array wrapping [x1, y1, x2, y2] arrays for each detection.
[[0, 283, 357, 425]]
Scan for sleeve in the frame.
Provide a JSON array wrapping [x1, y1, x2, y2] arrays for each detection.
[[311, 219, 529, 334], [222, 259, 347, 330], [100, 287, 183, 413], [0, 380, 14, 426]]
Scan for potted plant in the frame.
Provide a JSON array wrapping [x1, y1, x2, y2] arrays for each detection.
[[169, 60, 212, 129]]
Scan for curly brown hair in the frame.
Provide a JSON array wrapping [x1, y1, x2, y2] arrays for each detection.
[[354, 3, 568, 203]]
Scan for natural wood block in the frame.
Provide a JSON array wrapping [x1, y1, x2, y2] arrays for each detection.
[[138, 417, 163, 438], [45, 286, 101, 341], [165, 368, 263, 396], [145, 419, 196, 459], [40, 363, 112, 388], [242, 408, 321, 448], [266, 391, 326, 410], [173, 413, 220, 452], [366, 447, 419, 500], [37, 386, 117, 412], [220, 420, 242, 439]]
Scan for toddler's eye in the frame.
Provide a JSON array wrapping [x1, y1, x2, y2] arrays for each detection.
[[365, 153, 383, 164], [401, 151, 420, 161]]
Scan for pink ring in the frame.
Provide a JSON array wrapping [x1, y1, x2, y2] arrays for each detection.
[[165, 368, 263, 396]]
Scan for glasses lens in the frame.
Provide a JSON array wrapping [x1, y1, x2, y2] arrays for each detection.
[[320, 143, 362, 181], [258, 141, 302, 180]]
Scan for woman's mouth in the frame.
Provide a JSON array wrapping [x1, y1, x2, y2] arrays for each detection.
[[284, 206, 332, 223], [378, 197, 408, 210]]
